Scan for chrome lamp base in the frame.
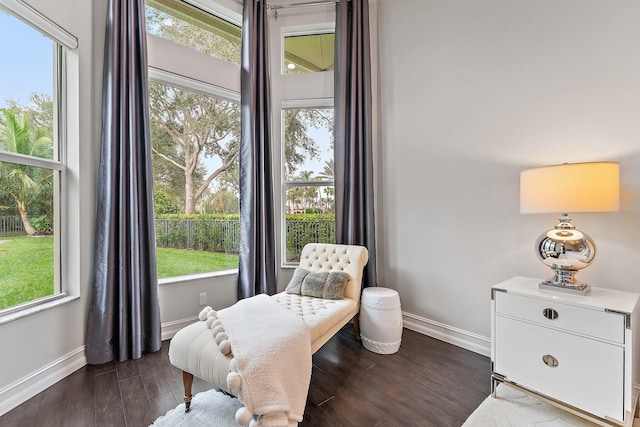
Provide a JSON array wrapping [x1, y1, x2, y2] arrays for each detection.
[[538, 270, 591, 296], [539, 281, 591, 296]]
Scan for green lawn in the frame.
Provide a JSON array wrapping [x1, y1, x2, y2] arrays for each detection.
[[0, 236, 238, 311], [156, 247, 238, 277], [0, 236, 54, 311]]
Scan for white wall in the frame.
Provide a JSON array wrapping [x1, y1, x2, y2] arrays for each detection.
[[376, 0, 640, 372]]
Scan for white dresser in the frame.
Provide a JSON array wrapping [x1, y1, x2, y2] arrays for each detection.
[[491, 276, 638, 425]]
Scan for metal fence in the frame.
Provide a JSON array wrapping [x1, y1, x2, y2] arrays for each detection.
[[285, 219, 335, 263], [155, 217, 335, 261], [155, 218, 241, 254], [0, 216, 24, 236]]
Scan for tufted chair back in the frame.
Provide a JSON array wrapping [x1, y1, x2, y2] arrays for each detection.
[[297, 243, 369, 302]]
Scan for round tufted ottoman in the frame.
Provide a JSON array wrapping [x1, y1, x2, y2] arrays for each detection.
[[360, 287, 402, 354]]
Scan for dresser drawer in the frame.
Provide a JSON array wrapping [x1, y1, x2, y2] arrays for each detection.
[[495, 315, 624, 420], [495, 291, 625, 343]]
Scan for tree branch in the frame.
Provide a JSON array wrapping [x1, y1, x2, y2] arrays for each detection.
[[194, 148, 240, 201], [152, 146, 186, 171]]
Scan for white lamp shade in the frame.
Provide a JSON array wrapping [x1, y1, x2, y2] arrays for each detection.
[[520, 162, 620, 214]]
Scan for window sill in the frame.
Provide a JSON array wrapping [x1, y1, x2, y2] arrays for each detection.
[[158, 269, 238, 286], [0, 295, 80, 326]]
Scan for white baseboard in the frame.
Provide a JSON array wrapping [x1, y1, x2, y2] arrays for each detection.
[[161, 316, 198, 341], [0, 317, 193, 417], [402, 311, 491, 357], [0, 346, 86, 417]]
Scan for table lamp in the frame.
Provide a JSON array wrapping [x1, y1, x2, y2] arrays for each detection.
[[520, 162, 620, 295]]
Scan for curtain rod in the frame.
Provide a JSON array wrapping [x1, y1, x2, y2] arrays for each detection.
[[268, 0, 338, 12]]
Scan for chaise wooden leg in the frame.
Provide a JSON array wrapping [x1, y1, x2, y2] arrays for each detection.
[[182, 371, 194, 413], [353, 313, 361, 341]]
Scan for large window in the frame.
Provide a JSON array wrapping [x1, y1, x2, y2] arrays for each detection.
[[146, 0, 241, 279], [0, 8, 66, 313], [149, 81, 240, 278], [283, 107, 334, 263]]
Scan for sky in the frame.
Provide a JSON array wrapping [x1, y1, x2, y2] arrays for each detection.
[[301, 124, 332, 177], [0, 10, 54, 107]]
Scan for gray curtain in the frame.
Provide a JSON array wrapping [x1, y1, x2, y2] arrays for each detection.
[[334, 0, 377, 287], [85, 0, 161, 364], [238, 0, 277, 299]]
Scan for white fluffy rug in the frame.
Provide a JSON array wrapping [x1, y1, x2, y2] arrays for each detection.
[[151, 389, 242, 427], [464, 384, 607, 426]]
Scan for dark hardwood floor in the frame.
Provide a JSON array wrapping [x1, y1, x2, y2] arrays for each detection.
[[0, 326, 490, 427]]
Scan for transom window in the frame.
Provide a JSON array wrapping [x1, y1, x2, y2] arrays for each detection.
[[146, 0, 241, 64], [284, 32, 335, 74]]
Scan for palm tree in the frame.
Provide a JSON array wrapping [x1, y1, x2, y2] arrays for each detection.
[[0, 110, 53, 236], [316, 160, 334, 213], [297, 170, 319, 212], [318, 159, 334, 181]]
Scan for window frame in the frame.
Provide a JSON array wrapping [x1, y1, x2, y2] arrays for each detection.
[[0, 8, 70, 317], [148, 69, 241, 281], [280, 98, 334, 267], [0, 0, 78, 50], [149, 67, 240, 104]]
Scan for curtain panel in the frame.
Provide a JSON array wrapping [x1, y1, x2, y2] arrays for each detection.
[[334, 0, 377, 288], [238, 0, 277, 299], [85, 0, 161, 364]]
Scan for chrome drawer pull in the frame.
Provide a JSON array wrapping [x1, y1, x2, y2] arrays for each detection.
[[543, 308, 559, 320], [542, 355, 559, 367]]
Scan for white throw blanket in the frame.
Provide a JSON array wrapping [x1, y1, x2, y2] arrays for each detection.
[[216, 294, 312, 427]]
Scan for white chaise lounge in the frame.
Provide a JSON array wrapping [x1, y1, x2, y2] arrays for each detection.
[[168, 243, 369, 413]]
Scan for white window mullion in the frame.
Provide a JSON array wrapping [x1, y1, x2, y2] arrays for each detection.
[[149, 66, 240, 103], [0, 151, 65, 171]]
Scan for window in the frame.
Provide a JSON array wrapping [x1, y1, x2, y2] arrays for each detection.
[[276, 14, 336, 266], [0, 8, 66, 313], [284, 32, 335, 74], [149, 80, 240, 278], [283, 107, 334, 263], [145, 0, 242, 279], [146, 0, 241, 64]]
